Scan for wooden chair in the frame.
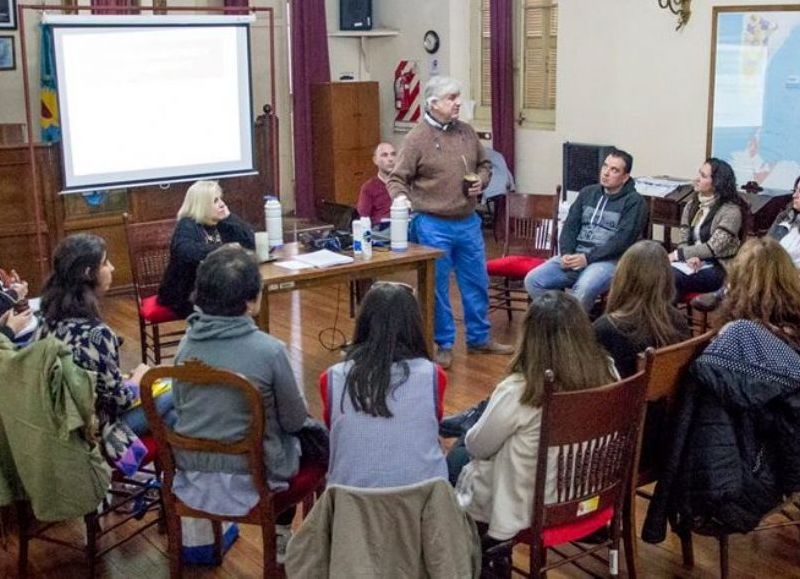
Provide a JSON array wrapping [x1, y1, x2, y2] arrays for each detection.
[[622, 329, 716, 578], [122, 213, 185, 364], [678, 293, 711, 335], [626, 329, 800, 579], [140, 361, 326, 578], [511, 354, 652, 578], [486, 190, 560, 322], [17, 438, 164, 578]]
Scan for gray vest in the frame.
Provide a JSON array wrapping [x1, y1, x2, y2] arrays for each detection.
[[326, 358, 448, 488]]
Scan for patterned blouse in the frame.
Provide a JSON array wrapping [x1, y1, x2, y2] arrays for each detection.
[[39, 318, 141, 470]]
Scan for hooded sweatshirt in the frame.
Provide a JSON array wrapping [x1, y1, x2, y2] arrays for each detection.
[[173, 312, 308, 487], [559, 179, 648, 264]]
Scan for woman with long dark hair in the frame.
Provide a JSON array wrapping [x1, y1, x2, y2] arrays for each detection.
[[320, 282, 448, 487], [39, 233, 175, 474], [595, 240, 690, 377], [669, 158, 747, 298]]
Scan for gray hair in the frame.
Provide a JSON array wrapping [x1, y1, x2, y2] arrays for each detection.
[[423, 76, 462, 110]]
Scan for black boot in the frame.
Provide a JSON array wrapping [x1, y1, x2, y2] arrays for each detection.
[[439, 398, 489, 438]]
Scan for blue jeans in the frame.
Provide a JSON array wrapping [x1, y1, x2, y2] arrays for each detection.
[[410, 212, 491, 349], [524, 256, 617, 311], [121, 391, 177, 436]]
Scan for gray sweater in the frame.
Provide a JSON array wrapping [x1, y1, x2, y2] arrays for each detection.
[[173, 313, 307, 487]]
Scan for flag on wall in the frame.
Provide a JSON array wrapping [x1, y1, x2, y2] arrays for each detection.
[[40, 24, 60, 143]]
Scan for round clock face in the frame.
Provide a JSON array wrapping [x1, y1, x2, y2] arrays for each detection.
[[423, 30, 440, 54]]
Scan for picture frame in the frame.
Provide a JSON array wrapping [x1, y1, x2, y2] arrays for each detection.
[[0, 0, 16, 30], [707, 5, 800, 191], [0, 35, 14, 71]]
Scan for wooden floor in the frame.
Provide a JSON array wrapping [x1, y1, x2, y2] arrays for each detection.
[[1, 266, 799, 577]]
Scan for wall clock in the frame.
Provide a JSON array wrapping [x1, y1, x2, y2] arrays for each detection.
[[423, 30, 440, 54]]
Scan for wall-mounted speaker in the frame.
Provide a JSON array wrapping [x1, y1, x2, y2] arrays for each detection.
[[562, 142, 616, 199], [340, 0, 372, 31]]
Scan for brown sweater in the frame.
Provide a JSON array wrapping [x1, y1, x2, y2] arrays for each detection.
[[387, 119, 491, 219]]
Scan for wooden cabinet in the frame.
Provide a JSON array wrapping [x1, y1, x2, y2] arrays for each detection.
[[311, 81, 380, 207]]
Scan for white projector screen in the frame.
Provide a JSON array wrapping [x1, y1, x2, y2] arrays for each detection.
[[45, 15, 256, 193]]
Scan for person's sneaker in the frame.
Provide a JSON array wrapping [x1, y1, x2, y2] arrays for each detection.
[[690, 291, 723, 313], [275, 524, 292, 565], [467, 340, 514, 355], [439, 398, 489, 438], [435, 347, 454, 370]]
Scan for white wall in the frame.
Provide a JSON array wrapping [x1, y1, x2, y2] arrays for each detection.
[[325, 0, 800, 194]]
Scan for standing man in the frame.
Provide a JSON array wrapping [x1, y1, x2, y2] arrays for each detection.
[[357, 142, 396, 225], [524, 148, 648, 311], [388, 76, 512, 370]]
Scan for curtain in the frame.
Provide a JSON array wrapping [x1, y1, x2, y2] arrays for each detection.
[[224, 0, 249, 15], [290, 0, 331, 218], [490, 0, 515, 175]]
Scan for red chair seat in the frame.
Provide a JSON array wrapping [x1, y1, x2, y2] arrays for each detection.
[[517, 506, 614, 548], [681, 292, 702, 304], [273, 460, 327, 513], [140, 295, 181, 324], [139, 435, 158, 465], [487, 256, 546, 279]]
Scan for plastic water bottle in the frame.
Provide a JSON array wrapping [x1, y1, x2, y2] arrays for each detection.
[[390, 196, 409, 251], [360, 216, 372, 258], [352, 219, 363, 255], [264, 196, 283, 248]]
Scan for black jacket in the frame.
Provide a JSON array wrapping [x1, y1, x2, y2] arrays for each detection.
[[642, 320, 800, 541], [559, 179, 648, 264], [157, 214, 255, 318]]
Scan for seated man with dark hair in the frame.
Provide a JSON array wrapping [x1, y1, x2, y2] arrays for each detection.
[[524, 148, 648, 311]]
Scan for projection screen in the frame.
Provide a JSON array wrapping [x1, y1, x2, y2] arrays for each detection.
[[43, 15, 256, 193]]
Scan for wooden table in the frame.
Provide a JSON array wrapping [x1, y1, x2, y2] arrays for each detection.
[[257, 243, 442, 353]]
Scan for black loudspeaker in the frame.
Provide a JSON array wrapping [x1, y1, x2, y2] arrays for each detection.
[[562, 142, 616, 198], [340, 0, 372, 31]]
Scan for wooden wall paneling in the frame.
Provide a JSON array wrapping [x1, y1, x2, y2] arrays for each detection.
[[62, 216, 133, 293], [0, 144, 59, 293]]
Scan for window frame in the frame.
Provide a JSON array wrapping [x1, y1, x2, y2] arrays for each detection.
[[470, 0, 557, 131]]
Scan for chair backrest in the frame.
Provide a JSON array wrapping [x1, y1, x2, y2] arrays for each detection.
[[122, 213, 177, 301], [496, 192, 560, 259], [532, 353, 651, 531], [641, 329, 717, 404], [634, 329, 717, 486], [139, 360, 270, 521]]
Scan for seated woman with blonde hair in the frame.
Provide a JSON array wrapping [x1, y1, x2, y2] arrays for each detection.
[[157, 180, 254, 318], [717, 237, 800, 350]]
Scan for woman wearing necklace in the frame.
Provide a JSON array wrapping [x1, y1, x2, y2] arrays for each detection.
[[669, 158, 747, 299], [157, 180, 255, 318]]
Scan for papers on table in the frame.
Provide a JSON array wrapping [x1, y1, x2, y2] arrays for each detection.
[[635, 176, 692, 198], [274, 249, 355, 270], [671, 261, 713, 276]]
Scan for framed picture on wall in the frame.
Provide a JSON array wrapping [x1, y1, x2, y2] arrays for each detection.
[[0, 0, 16, 30], [707, 6, 800, 191], [0, 36, 14, 70]]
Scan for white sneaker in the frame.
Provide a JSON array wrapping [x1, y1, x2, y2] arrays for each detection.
[[275, 524, 293, 565]]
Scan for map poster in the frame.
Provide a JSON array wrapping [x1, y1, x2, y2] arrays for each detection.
[[709, 7, 800, 191]]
